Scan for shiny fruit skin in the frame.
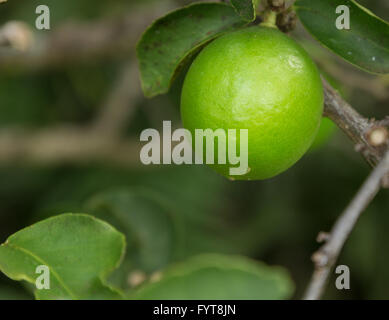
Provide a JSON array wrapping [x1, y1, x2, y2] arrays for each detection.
[[181, 27, 324, 180]]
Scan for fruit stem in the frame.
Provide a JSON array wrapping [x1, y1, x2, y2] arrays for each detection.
[[260, 10, 278, 28]]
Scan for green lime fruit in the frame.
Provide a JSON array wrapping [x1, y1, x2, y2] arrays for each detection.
[[181, 27, 324, 180]]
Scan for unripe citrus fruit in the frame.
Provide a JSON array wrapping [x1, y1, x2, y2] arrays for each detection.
[[181, 27, 324, 180]]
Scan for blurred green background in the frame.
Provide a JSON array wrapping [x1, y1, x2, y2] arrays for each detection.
[[0, 0, 388, 300]]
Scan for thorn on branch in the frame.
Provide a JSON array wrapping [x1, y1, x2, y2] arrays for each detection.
[[316, 232, 330, 243], [312, 250, 329, 268]]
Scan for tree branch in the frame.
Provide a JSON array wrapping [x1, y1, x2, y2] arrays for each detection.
[[322, 77, 389, 167], [0, 126, 141, 167], [90, 61, 141, 137], [303, 149, 389, 300], [0, 59, 143, 167], [0, 0, 386, 299], [302, 79, 389, 299], [0, 2, 175, 72]]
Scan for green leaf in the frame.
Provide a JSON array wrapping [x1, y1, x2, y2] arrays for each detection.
[[131, 254, 294, 299], [295, 0, 389, 74], [137, 2, 247, 98], [231, 0, 256, 22], [85, 189, 181, 278], [0, 214, 125, 300]]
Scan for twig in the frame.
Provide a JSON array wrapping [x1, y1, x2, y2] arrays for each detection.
[[90, 61, 141, 137], [322, 78, 388, 167], [0, 56, 142, 167], [0, 126, 141, 167], [0, 2, 175, 72], [303, 79, 389, 299], [0, 0, 386, 299], [0, 58, 142, 165], [303, 149, 389, 300]]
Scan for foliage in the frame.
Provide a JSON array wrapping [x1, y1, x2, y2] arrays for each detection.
[[0, 214, 125, 299], [0, 214, 293, 300], [295, 0, 389, 74], [131, 254, 293, 300], [138, 0, 389, 95], [136, 2, 248, 97], [230, 0, 257, 22], [0, 0, 388, 300]]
